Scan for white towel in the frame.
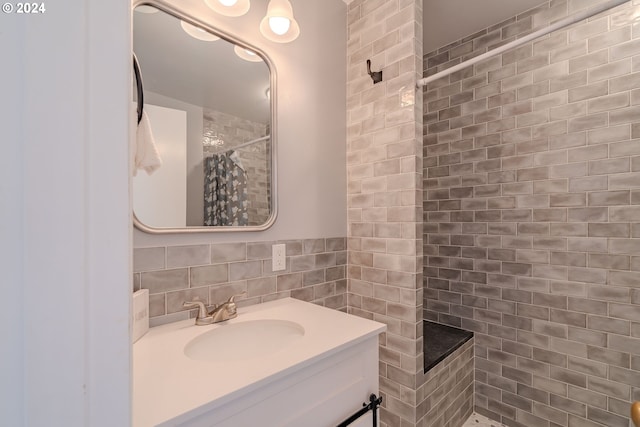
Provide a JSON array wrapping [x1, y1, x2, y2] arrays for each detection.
[[229, 150, 245, 171], [133, 110, 162, 176]]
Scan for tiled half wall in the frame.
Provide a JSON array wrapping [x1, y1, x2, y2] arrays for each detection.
[[422, 339, 474, 427], [423, 1, 640, 427], [133, 238, 347, 326]]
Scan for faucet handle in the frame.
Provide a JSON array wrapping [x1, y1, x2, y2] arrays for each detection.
[[227, 292, 247, 303], [183, 300, 208, 319], [224, 292, 247, 316]]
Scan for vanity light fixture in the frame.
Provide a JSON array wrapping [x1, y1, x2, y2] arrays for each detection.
[[180, 20, 220, 41], [233, 45, 263, 62], [204, 0, 250, 17], [259, 0, 300, 43]]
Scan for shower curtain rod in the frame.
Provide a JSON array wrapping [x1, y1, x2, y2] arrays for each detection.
[[231, 134, 270, 150], [416, 0, 630, 88]]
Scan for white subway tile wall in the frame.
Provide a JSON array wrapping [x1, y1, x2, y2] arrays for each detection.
[[424, 1, 640, 426]]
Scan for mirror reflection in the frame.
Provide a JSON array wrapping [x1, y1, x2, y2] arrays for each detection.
[[133, 5, 274, 232]]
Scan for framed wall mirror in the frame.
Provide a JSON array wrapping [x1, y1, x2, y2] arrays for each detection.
[[132, 3, 276, 233]]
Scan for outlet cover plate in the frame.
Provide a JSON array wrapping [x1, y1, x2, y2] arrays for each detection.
[[272, 244, 286, 271]]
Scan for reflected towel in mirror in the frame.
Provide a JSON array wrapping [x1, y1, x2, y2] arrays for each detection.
[[133, 110, 162, 176], [228, 150, 245, 171]]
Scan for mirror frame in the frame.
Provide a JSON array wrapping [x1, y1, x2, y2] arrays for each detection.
[[132, 0, 278, 234]]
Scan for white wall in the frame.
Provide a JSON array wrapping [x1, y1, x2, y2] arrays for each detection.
[[133, 104, 188, 227], [0, 1, 131, 425], [145, 91, 205, 226], [0, 11, 25, 426], [134, 0, 348, 246]]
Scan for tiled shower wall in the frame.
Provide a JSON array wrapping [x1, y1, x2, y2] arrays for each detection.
[[133, 238, 347, 325], [423, 1, 640, 427], [203, 108, 271, 225], [346, 0, 425, 425]]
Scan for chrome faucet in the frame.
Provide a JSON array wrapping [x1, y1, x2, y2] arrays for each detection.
[[183, 292, 246, 326]]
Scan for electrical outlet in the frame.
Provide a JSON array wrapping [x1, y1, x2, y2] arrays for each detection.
[[272, 244, 286, 271]]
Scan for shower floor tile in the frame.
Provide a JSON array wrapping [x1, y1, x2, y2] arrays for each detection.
[[461, 412, 506, 427]]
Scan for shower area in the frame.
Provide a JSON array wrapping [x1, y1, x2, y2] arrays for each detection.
[[421, 0, 640, 426], [201, 108, 271, 227]]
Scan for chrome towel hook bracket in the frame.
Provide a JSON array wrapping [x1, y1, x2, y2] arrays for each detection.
[[133, 53, 144, 124], [366, 59, 382, 84]]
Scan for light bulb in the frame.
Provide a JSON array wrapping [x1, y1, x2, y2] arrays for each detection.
[[204, 0, 249, 17], [269, 16, 290, 35], [260, 0, 299, 43]]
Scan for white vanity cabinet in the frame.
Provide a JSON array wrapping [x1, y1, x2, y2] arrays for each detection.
[[133, 298, 385, 427], [181, 336, 378, 427]]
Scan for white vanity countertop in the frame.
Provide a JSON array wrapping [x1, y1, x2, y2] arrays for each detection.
[[133, 297, 386, 426]]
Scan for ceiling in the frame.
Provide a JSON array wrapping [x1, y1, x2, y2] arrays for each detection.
[[423, 0, 547, 53], [133, 6, 271, 124]]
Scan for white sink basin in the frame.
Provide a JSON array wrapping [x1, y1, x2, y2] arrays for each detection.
[[184, 319, 305, 362]]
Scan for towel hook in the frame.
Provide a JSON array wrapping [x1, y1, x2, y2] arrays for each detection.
[[133, 53, 144, 124], [366, 59, 383, 84]]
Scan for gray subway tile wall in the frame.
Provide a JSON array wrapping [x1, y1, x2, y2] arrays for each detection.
[[424, 1, 640, 426], [347, 0, 425, 425], [421, 339, 475, 427], [133, 238, 347, 326], [202, 109, 270, 226]]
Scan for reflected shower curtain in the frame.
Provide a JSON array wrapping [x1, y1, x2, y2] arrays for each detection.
[[204, 151, 249, 226]]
